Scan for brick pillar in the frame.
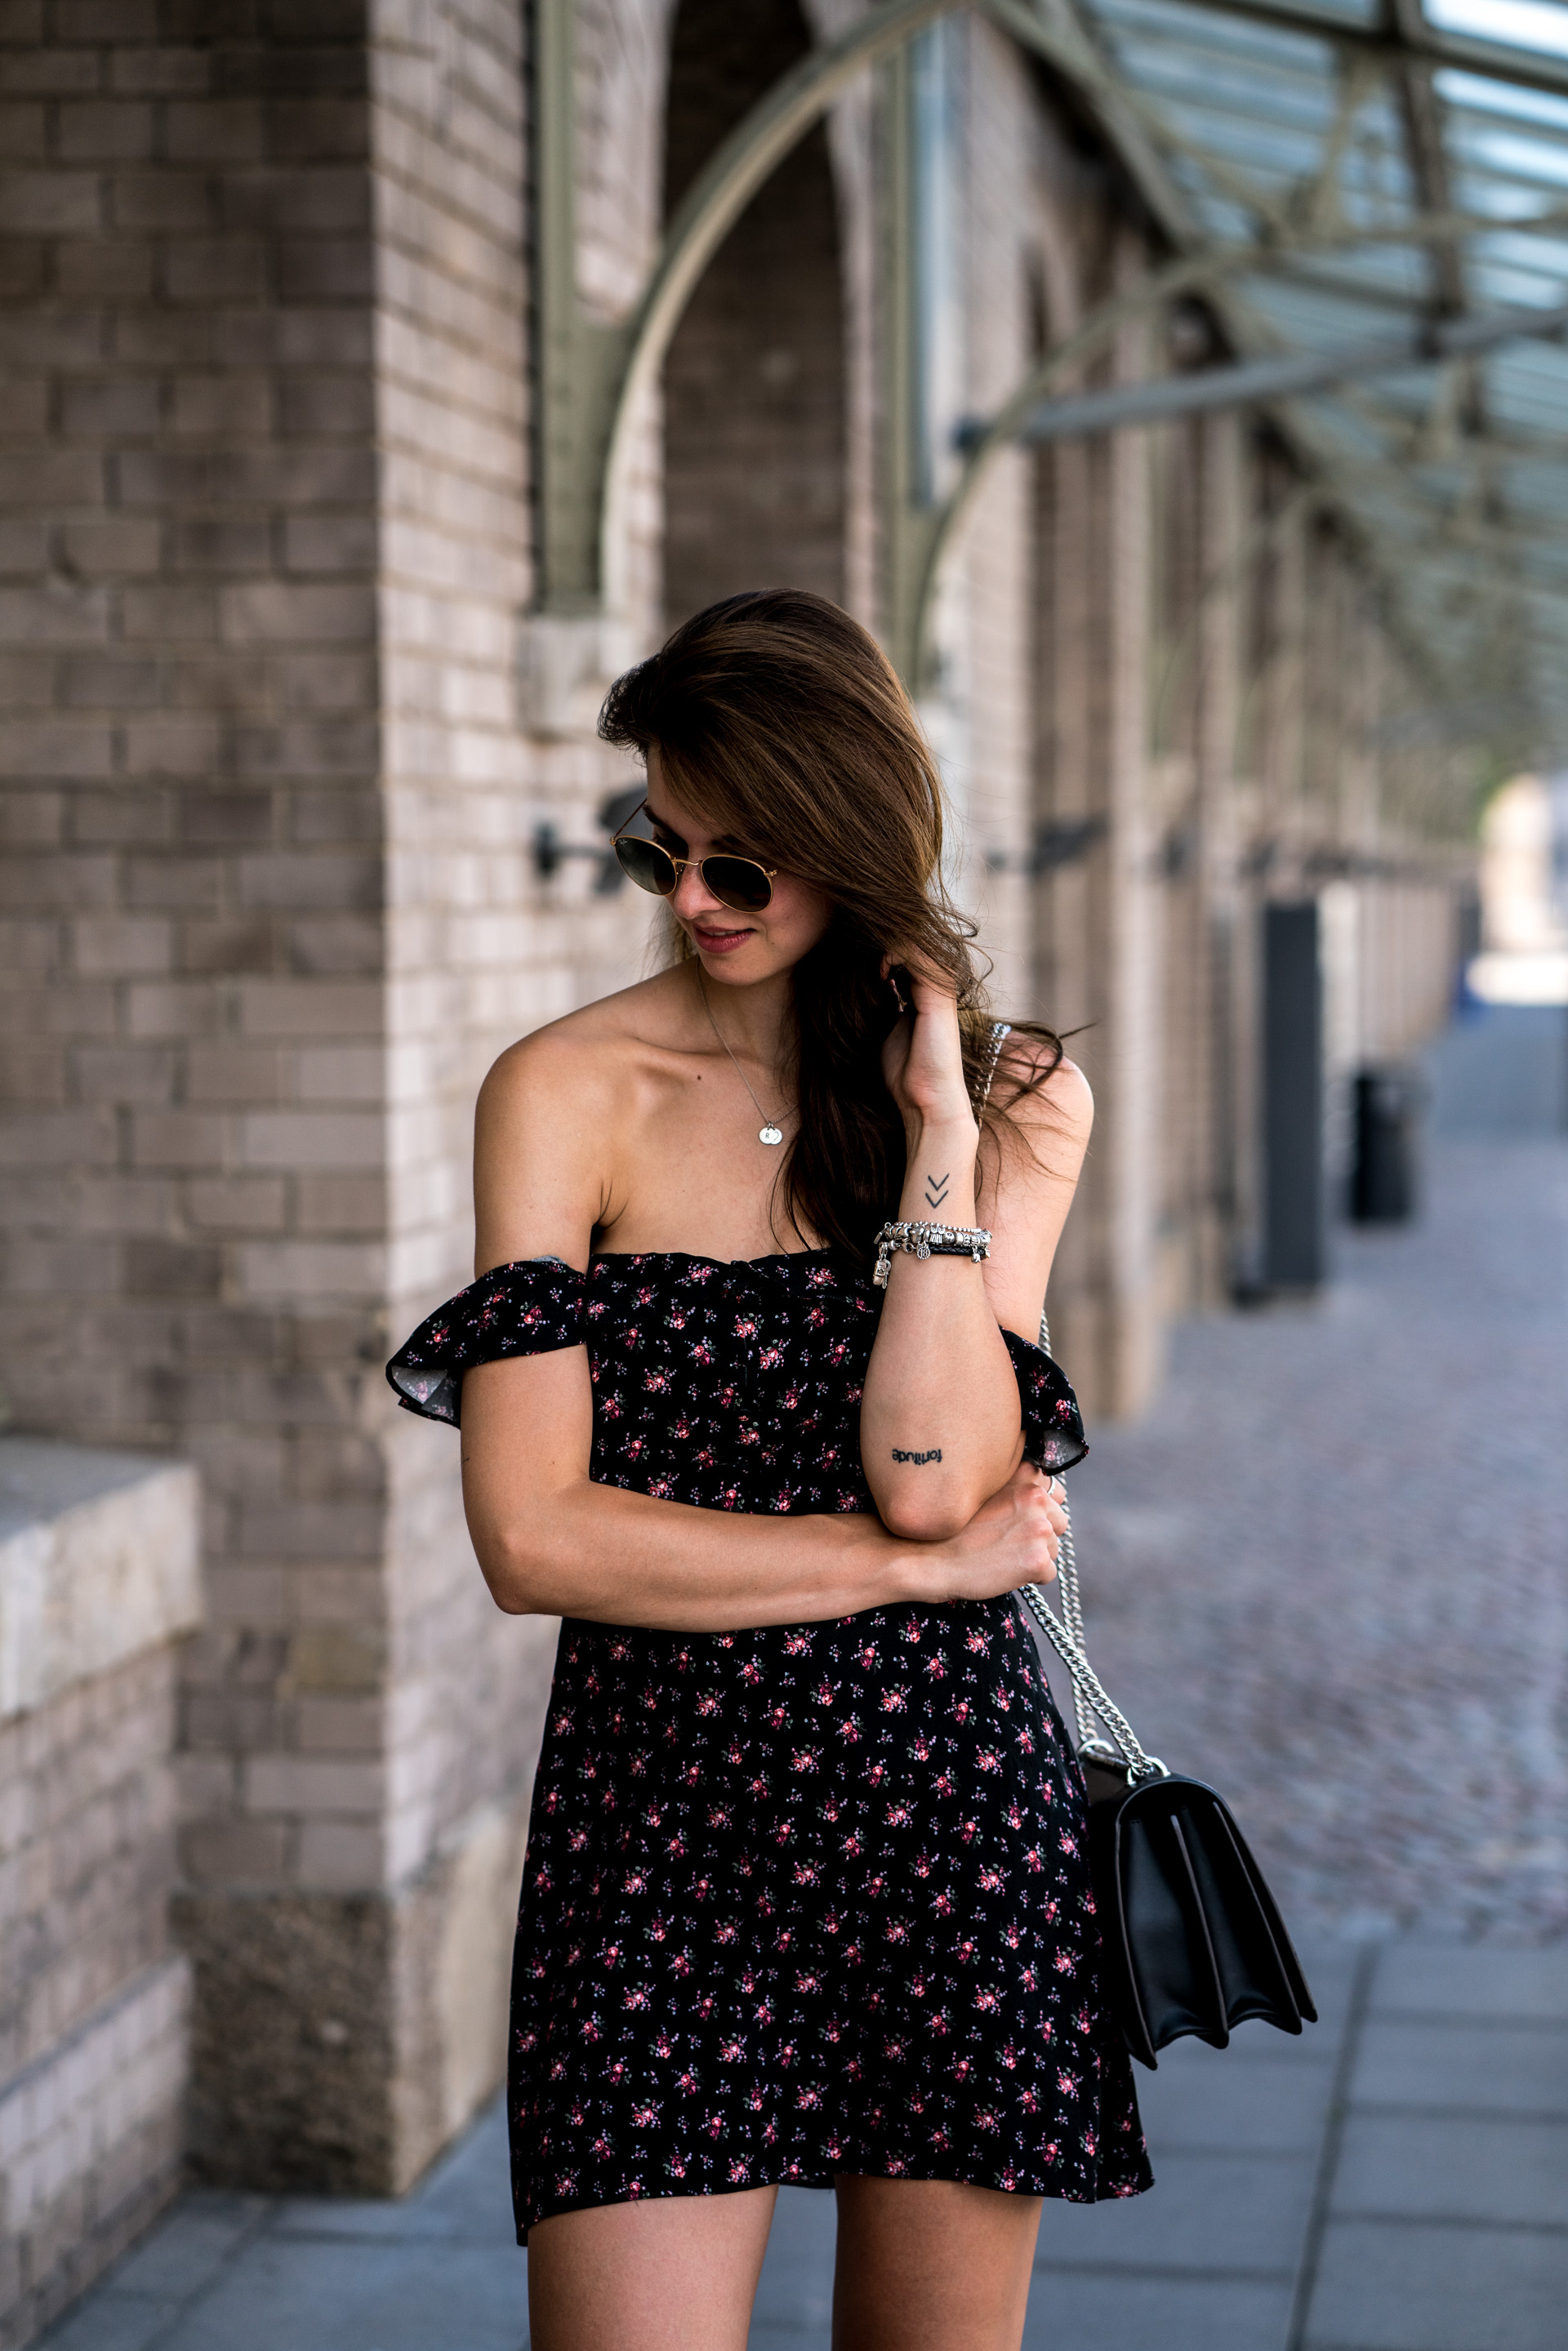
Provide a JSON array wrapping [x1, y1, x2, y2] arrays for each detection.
[[0, 0, 655, 2198], [1036, 243, 1160, 1422]]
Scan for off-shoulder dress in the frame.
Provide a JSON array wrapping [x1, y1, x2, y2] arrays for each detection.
[[388, 1249, 1151, 2240]]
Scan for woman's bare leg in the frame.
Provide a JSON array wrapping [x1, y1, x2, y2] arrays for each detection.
[[527, 2185, 779, 2351], [831, 2177, 1043, 2351]]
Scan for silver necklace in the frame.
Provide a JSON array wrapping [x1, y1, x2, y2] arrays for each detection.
[[697, 974, 787, 1147]]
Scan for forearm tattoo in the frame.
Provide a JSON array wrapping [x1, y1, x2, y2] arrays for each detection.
[[891, 1446, 942, 1465], [923, 1169, 950, 1210]]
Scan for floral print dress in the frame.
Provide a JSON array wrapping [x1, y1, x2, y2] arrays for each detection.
[[388, 1250, 1152, 2239]]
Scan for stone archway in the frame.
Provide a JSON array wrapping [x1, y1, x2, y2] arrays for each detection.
[[661, 0, 848, 624]]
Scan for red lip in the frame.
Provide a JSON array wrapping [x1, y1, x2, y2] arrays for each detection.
[[692, 924, 754, 955]]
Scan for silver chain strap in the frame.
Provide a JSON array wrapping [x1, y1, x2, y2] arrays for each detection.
[[1020, 1311, 1165, 1781], [971, 1022, 1165, 1781]]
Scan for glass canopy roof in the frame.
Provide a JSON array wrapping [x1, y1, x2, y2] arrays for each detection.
[[1064, 0, 1568, 761]]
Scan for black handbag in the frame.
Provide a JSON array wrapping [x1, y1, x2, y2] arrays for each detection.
[[1018, 1319, 1317, 2070], [972, 1023, 1316, 2068]]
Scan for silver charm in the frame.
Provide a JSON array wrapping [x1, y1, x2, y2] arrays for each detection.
[[697, 972, 791, 1151]]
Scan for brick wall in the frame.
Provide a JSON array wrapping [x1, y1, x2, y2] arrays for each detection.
[[0, 0, 405, 2193]]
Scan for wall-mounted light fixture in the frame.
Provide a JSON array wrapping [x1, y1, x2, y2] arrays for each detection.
[[532, 785, 645, 895], [985, 817, 1107, 877]]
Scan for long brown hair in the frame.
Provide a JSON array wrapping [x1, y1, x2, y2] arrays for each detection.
[[599, 590, 1061, 1261]]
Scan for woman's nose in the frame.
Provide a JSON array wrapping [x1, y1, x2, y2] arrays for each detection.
[[670, 858, 725, 920]]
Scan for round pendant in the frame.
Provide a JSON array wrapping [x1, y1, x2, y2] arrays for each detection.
[[759, 1124, 784, 1147]]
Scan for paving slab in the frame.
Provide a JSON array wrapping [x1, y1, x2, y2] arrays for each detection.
[[1134, 2039, 1337, 2153], [1332, 2110, 1568, 2229], [1035, 2148, 1310, 2278], [37, 2299, 189, 2351], [274, 2103, 515, 2245], [749, 2188, 835, 2341], [1350, 2016, 1568, 2118], [1367, 1944, 1568, 2026], [145, 2233, 527, 2351], [1304, 2216, 1568, 2351], [79, 2195, 268, 2304], [1022, 2269, 1297, 2351]]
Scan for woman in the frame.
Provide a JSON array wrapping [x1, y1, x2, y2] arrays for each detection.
[[388, 590, 1151, 2351]]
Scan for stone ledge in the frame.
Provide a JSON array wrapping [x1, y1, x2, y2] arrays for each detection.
[[0, 1439, 200, 1721], [0, 1956, 189, 2351]]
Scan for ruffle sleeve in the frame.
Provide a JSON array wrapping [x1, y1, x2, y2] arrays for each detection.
[[385, 1258, 586, 1427], [1002, 1329, 1088, 1473]]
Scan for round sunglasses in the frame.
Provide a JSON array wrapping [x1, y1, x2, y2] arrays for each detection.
[[612, 802, 777, 914]]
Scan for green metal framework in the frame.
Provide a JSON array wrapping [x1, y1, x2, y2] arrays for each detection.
[[533, 0, 1568, 751]]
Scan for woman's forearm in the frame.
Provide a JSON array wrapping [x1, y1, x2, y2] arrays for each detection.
[[466, 1468, 921, 1631], [858, 1114, 1026, 1539]]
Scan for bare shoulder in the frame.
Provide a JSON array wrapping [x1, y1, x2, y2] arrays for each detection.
[[478, 969, 686, 1125], [998, 1040, 1093, 1147], [472, 970, 689, 1271]]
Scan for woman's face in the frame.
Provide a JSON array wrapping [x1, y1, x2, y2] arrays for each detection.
[[644, 748, 832, 986]]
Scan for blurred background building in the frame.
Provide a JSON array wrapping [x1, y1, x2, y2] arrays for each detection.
[[2, 0, 1566, 2341]]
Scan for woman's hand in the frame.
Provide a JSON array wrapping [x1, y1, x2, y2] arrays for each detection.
[[906, 1461, 1068, 1605], [880, 955, 977, 1142]]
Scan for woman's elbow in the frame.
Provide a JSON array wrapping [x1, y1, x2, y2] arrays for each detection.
[[470, 1524, 550, 1615], [876, 1489, 975, 1543]]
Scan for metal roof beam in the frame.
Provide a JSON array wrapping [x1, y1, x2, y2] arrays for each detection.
[[1383, 0, 1466, 321], [1008, 299, 1568, 443], [1137, 0, 1568, 104]]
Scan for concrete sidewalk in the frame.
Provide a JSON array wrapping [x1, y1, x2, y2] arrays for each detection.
[[39, 1935, 1568, 2351]]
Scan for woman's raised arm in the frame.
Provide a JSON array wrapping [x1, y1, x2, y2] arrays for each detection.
[[859, 993, 1093, 1542]]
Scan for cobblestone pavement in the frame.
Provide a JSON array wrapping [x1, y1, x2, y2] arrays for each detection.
[[41, 1009, 1568, 2348], [1055, 1026, 1568, 1941]]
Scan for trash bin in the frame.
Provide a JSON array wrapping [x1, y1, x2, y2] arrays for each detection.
[[1350, 1066, 1422, 1222]]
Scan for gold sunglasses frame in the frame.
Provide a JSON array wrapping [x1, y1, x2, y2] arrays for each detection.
[[611, 801, 777, 912]]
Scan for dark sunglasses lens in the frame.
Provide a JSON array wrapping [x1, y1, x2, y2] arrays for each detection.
[[703, 857, 773, 913], [614, 835, 678, 897]]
